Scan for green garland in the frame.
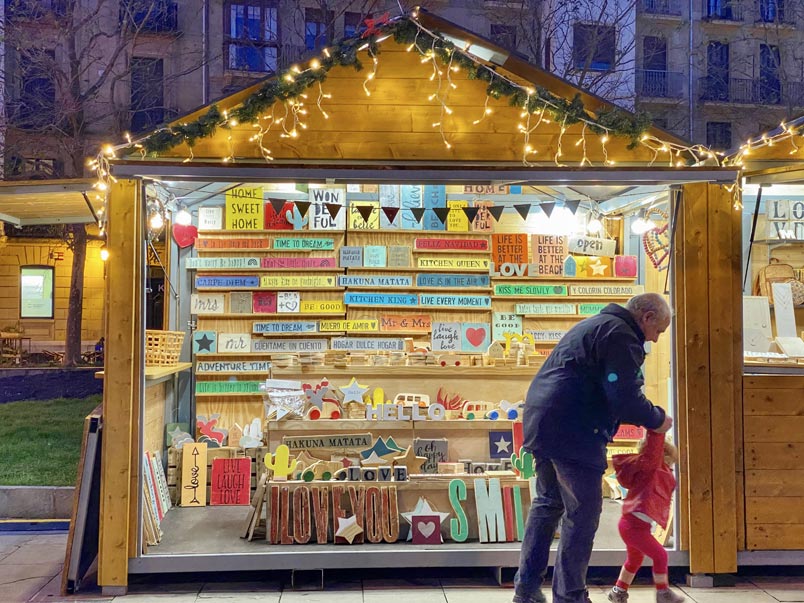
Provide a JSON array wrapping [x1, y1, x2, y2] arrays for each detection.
[[136, 15, 652, 156]]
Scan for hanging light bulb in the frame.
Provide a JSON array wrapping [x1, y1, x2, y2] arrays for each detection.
[[149, 212, 164, 230], [100, 246, 109, 261], [631, 210, 656, 235], [587, 217, 603, 234], [175, 207, 192, 226]]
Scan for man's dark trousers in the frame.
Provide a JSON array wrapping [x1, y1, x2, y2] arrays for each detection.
[[514, 456, 604, 603]]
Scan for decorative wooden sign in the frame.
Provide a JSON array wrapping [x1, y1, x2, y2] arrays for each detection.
[[191, 293, 225, 315], [492, 234, 528, 265], [198, 206, 223, 230], [251, 291, 277, 314], [283, 433, 373, 450], [180, 442, 207, 507], [297, 300, 342, 314], [277, 292, 301, 313], [264, 200, 294, 230], [227, 292, 251, 314], [575, 256, 613, 277], [416, 273, 490, 287], [489, 263, 540, 277], [578, 303, 607, 315], [210, 458, 251, 505], [366, 404, 446, 422], [388, 246, 411, 267], [614, 255, 638, 277], [448, 479, 469, 542], [528, 330, 568, 341], [197, 238, 271, 249], [493, 313, 523, 340], [252, 339, 327, 353], [412, 515, 443, 544], [192, 331, 217, 354], [195, 380, 262, 394], [349, 201, 380, 230], [461, 323, 490, 352], [420, 184, 444, 231], [515, 303, 575, 315], [331, 338, 405, 351], [186, 257, 261, 269], [380, 185, 401, 229], [338, 276, 412, 287], [531, 235, 567, 277], [494, 284, 568, 296], [344, 293, 418, 306], [474, 478, 507, 543], [273, 238, 335, 250], [418, 294, 491, 308], [363, 246, 387, 267], [473, 200, 495, 232], [614, 425, 646, 441], [319, 320, 378, 332], [309, 188, 347, 230], [417, 258, 490, 270], [766, 200, 804, 239], [772, 282, 797, 338], [217, 333, 251, 353], [432, 322, 461, 351], [259, 275, 336, 288], [339, 246, 364, 267], [260, 257, 337, 269], [447, 200, 470, 231], [568, 284, 644, 296], [379, 314, 432, 332], [196, 275, 260, 288], [225, 186, 263, 230], [196, 360, 271, 373], [567, 235, 617, 257], [414, 238, 489, 251], [253, 321, 317, 334], [414, 438, 448, 474], [606, 446, 638, 459]]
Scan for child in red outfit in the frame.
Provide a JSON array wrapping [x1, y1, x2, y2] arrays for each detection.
[[607, 430, 685, 603]]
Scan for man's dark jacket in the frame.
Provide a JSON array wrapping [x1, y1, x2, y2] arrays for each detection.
[[522, 303, 666, 471]]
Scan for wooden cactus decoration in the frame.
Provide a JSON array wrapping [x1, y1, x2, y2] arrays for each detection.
[[511, 447, 535, 479], [285, 205, 309, 230], [264, 444, 298, 481]]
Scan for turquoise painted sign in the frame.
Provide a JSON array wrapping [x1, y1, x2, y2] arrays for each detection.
[[273, 238, 334, 250], [578, 303, 610, 315], [416, 274, 490, 288], [343, 292, 418, 306], [494, 284, 568, 296], [418, 294, 491, 308]]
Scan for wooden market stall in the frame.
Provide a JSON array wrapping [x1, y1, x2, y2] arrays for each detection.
[[92, 10, 743, 595]]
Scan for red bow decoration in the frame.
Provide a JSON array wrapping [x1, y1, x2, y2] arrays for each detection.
[[361, 12, 391, 38]]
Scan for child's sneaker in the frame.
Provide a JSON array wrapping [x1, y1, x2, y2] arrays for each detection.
[[607, 587, 628, 602], [656, 589, 685, 603]]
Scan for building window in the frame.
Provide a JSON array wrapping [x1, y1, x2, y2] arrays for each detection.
[[706, 121, 732, 150], [130, 57, 165, 133], [306, 8, 334, 51], [20, 266, 54, 319], [225, 1, 279, 73], [490, 24, 517, 51], [573, 23, 616, 71], [12, 49, 56, 129], [344, 11, 369, 38], [759, 0, 785, 22]]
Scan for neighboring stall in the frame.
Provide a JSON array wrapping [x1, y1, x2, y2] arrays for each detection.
[[92, 11, 742, 595]]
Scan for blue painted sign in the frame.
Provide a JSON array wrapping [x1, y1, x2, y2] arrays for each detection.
[[423, 185, 446, 231], [418, 294, 491, 308], [343, 292, 419, 306], [195, 276, 260, 288], [416, 274, 490, 288], [338, 275, 413, 287]]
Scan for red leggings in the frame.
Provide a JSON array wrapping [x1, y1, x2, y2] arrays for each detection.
[[618, 513, 668, 576]]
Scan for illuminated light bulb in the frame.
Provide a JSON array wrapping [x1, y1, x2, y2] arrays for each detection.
[[310, 59, 321, 70], [451, 66, 460, 72], [100, 246, 109, 262], [485, 108, 492, 115], [103, 144, 115, 156], [290, 129, 298, 138], [606, 159, 616, 165], [407, 43, 415, 52], [149, 213, 164, 230], [284, 74, 295, 82], [95, 181, 108, 191], [675, 161, 684, 167], [229, 119, 239, 127], [575, 139, 583, 146], [358, 43, 369, 51], [445, 142, 452, 149], [124, 132, 132, 143], [526, 87, 535, 96], [291, 65, 301, 73], [641, 134, 649, 141], [367, 72, 375, 80], [525, 145, 534, 153], [432, 122, 441, 127], [445, 107, 453, 115], [601, 135, 609, 144], [428, 94, 436, 101], [175, 208, 192, 226], [587, 218, 603, 234], [323, 48, 331, 58]]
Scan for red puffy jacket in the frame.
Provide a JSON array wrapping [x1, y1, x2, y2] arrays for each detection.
[[612, 430, 676, 528]]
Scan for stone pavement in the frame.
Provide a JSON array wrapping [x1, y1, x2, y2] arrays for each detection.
[[4, 532, 804, 603]]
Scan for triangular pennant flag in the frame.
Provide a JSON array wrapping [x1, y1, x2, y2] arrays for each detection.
[[565, 200, 581, 215], [488, 205, 505, 222], [409, 207, 426, 224], [462, 207, 480, 223], [325, 203, 343, 219], [382, 206, 400, 224], [540, 202, 556, 219], [269, 198, 285, 214], [433, 207, 451, 225], [356, 204, 374, 223], [514, 204, 531, 221], [295, 201, 311, 217]]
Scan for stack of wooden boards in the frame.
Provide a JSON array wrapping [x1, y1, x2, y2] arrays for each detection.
[[142, 451, 171, 549]]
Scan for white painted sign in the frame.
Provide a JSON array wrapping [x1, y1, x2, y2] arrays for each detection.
[[568, 285, 644, 297], [253, 321, 317, 334], [515, 303, 576, 315], [251, 339, 328, 353], [772, 282, 798, 338], [199, 207, 223, 230], [196, 360, 271, 373], [527, 330, 568, 341], [217, 333, 252, 353], [277, 291, 301, 313], [191, 293, 225, 315], [492, 313, 522, 341], [330, 338, 405, 351], [431, 322, 461, 352], [186, 257, 260, 269], [567, 235, 616, 257]]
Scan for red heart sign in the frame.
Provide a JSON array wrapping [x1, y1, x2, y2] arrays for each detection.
[[172, 223, 198, 249], [465, 327, 487, 348]]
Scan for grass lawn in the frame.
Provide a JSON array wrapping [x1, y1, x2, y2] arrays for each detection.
[[0, 395, 101, 486]]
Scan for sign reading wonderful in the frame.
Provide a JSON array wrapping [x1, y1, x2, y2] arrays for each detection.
[[225, 186, 263, 230]]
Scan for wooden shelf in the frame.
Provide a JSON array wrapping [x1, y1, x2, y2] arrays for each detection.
[[492, 295, 630, 301], [196, 287, 345, 292], [345, 305, 491, 312], [196, 313, 346, 318], [411, 249, 491, 255], [346, 229, 491, 237], [272, 365, 538, 377], [343, 286, 491, 292], [346, 267, 490, 273], [491, 277, 637, 282], [198, 230, 346, 235], [187, 267, 343, 273], [522, 314, 585, 319], [95, 362, 194, 381], [267, 419, 515, 431]]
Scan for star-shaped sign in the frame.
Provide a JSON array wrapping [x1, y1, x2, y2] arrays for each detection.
[[590, 260, 609, 275], [401, 497, 450, 541], [335, 514, 364, 544], [495, 435, 512, 454], [194, 332, 215, 352], [305, 385, 331, 410], [489, 431, 514, 458], [393, 445, 428, 474], [339, 377, 369, 404]]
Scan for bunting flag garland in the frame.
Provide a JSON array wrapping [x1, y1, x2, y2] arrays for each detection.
[[325, 203, 343, 219], [540, 202, 556, 218], [269, 198, 285, 214], [409, 207, 426, 224], [382, 206, 400, 224], [433, 207, 451, 225], [356, 204, 375, 223], [462, 206, 480, 223], [514, 204, 531, 221], [564, 200, 581, 215], [488, 205, 505, 222], [295, 201, 311, 217]]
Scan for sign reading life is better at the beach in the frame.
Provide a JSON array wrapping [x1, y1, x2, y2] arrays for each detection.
[[225, 186, 262, 230]]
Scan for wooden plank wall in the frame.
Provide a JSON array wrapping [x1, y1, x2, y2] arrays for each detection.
[[745, 374, 804, 549], [677, 183, 741, 573]]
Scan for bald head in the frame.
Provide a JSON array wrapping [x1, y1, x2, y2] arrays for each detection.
[[626, 293, 671, 343]]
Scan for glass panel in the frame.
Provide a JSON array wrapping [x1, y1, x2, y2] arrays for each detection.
[[20, 267, 54, 318]]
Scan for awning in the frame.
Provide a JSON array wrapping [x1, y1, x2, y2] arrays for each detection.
[[0, 179, 100, 226]]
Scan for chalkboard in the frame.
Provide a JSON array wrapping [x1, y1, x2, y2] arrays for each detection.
[[62, 404, 102, 595]]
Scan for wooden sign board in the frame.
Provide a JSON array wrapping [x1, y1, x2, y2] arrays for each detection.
[[349, 201, 380, 230], [340, 247, 364, 267], [380, 185, 402, 229], [772, 283, 798, 338], [191, 293, 225, 315], [260, 275, 336, 288], [492, 234, 528, 265], [420, 184, 443, 231], [277, 292, 301, 313], [614, 425, 645, 441], [252, 339, 328, 353], [300, 300, 344, 313], [218, 333, 252, 353], [380, 314, 432, 332], [531, 235, 567, 277], [363, 246, 387, 267], [252, 292, 277, 313], [196, 276, 259, 288], [229, 292, 253, 314], [568, 285, 644, 296], [283, 433, 373, 450], [416, 274, 490, 288], [606, 446, 638, 459], [253, 321, 317, 334], [196, 360, 271, 373], [273, 238, 335, 251], [743, 296, 773, 340], [196, 380, 262, 394], [192, 331, 217, 354], [528, 330, 568, 341], [210, 458, 251, 506], [319, 320, 379, 332], [493, 313, 523, 340], [432, 322, 461, 352], [515, 303, 575, 315], [225, 186, 263, 230], [447, 200, 469, 231], [330, 338, 405, 351], [567, 235, 616, 257], [186, 257, 261, 269], [180, 442, 208, 507], [344, 293, 418, 306], [418, 258, 490, 270], [198, 206, 223, 230], [197, 238, 271, 249], [388, 246, 411, 267], [338, 275, 413, 287], [309, 188, 346, 230], [494, 284, 568, 296], [578, 303, 608, 315], [474, 478, 507, 543], [418, 294, 491, 308], [261, 257, 337, 269], [472, 200, 495, 232], [414, 438, 448, 474], [264, 200, 294, 230], [461, 323, 490, 352], [414, 238, 489, 252]]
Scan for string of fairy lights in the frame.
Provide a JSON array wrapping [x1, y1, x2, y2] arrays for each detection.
[[88, 7, 760, 235]]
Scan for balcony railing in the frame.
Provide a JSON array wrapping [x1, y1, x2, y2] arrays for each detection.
[[755, 0, 796, 24], [699, 76, 804, 106], [702, 0, 745, 20], [636, 70, 685, 98], [120, 0, 179, 34], [640, 0, 684, 16]]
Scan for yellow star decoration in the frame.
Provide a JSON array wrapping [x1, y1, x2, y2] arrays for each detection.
[[335, 514, 364, 544], [393, 445, 428, 474], [590, 259, 609, 276]]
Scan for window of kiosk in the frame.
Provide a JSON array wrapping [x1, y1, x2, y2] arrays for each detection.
[[139, 180, 680, 562]]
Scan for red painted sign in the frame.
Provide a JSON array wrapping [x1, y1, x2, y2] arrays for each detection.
[[210, 458, 251, 505], [414, 238, 489, 251], [614, 425, 645, 441], [252, 291, 277, 313], [260, 257, 337, 269], [197, 238, 271, 249], [264, 200, 295, 230]]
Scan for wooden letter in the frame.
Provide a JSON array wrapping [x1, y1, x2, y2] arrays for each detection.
[[347, 485, 366, 544], [364, 486, 383, 543], [378, 466, 392, 482], [269, 486, 281, 544], [280, 487, 293, 544], [512, 485, 525, 541], [502, 487, 516, 543], [380, 486, 400, 543], [474, 478, 506, 543], [293, 486, 312, 544], [448, 479, 469, 542], [332, 485, 347, 544], [311, 486, 330, 544]]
